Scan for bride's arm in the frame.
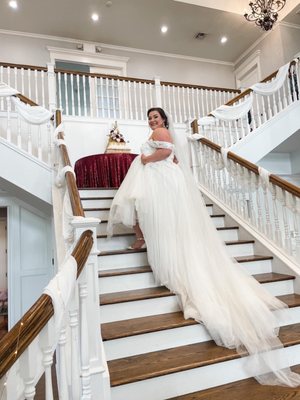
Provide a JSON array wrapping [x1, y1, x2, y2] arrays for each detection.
[[141, 128, 173, 165]]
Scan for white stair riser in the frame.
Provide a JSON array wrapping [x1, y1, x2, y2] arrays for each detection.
[[226, 243, 254, 257], [98, 252, 148, 269], [206, 205, 213, 215], [98, 235, 134, 251], [79, 189, 117, 198], [99, 272, 156, 294], [262, 280, 294, 297], [218, 229, 239, 241], [104, 324, 210, 361], [104, 306, 300, 361], [97, 222, 133, 235], [100, 296, 180, 323], [99, 270, 292, 296], [110, 345, 300, 400], [240, 259, 272, 274], [82, 198, 113, 208], [211, 216, 225, 228], [85, 209, 110, 219]]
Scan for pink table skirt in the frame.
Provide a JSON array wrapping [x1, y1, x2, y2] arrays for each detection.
[[74, 153, 138, 188]]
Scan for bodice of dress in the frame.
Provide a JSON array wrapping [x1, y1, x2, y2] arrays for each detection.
[[141, 140, 175, 162]]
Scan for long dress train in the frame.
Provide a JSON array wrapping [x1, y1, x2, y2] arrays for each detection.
[[107, 139, 300, 387]]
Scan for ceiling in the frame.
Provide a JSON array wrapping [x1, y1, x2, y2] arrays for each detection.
[[0, 0, 299, 63]]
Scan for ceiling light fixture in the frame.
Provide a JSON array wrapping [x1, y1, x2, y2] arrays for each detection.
[[9, 0, 18, 9], [91, 13, 99, 22], [220, 36, 228, 44], [161, 26, 168, 33], [244, 0, 286, 31]]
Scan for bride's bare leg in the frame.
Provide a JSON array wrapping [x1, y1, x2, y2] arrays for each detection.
[[128, 223, 146, 250]]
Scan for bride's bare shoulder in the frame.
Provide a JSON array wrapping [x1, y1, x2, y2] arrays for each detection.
[[152, 128, 172, 142]]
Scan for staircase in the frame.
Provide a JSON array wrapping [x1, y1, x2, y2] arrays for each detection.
[[80, 188, 300, 400]]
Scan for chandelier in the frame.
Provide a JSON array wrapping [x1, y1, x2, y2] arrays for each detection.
[[244, 0, 286, 31]]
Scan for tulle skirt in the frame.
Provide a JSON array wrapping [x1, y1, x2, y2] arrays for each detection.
[[107, 155, 300, 387]]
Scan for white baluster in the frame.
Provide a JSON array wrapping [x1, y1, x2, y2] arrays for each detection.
[[195, 88, 200, 121], [138, 81, 143, 120], [37, 126, 42, 161], [47, 122, 52, 165], [122, 79, 128, 119], [128, 80, 133, 119], [76, 74, 81, 117], [57, 325, 69, 399], [79, 269, 92, 399], [292, 196, 300, 259], [39, 322, 55, 400], [64, 73, 69, 116], [282, 189, 293, 255], [266, 95, 272, 119], [117, 79, 123, 119], [27, 68, 31, 99], [6, 97, 11, 142], [182, 86, 187, 121], [190, 87, 195, 120], [144, 82, 149, 114], [20, 346, 36, 400], [186, 87, 191, 119], [34, 69, 38, 103], [69, 297, 81, 400], [41, 70, 46, 108], [17, 115, 22, 149], [13, 67, 18, 90], [27, 124, 32, 155], [153, 76, 162, 107], [282, 80, 288, 108], [57, 72, 62, 111], [70, 74, 75, 115], [150, 82, 155, 107], [133, 81, 138, 119], [271, 184, 282, 246], [172, 85, 177, 122], [167, 85, 172, 115], [83, 74, 87, 117], [47, 63, 56, 112], [7, 66, 11, 87], [99, 77, 104, 118], [0, 66, 3, 111], [21, 67, 25, 95], [177, 85, 182, 123]]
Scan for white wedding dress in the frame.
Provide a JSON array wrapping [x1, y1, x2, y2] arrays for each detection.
[[107, 139, 300, 387]]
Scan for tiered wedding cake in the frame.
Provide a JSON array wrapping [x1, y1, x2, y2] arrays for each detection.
[[105, 121, 131, 153]]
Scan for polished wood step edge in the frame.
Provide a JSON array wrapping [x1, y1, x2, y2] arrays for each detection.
[[84, 207, 110, 211], [99, 266, 152, 278], [81, 197, 114, 200], [99, 248, 147, 256], [102, 294, 300, 340], [108, 323, 300, 386]]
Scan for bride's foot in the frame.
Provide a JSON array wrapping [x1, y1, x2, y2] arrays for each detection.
[[127, 237, 146, 250]]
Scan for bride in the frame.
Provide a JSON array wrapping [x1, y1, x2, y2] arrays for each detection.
[[107, 107, 300, 387]]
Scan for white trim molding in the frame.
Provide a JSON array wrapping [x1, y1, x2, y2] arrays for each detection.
[[47, 46, 129, 75], [234, 50, 261, 89]]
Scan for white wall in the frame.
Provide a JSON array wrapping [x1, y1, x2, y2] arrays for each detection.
[[0, 31, 236, 88], [291, 150, 300, 174], [281, 24, 300, 64], [258, 152, 292, 174]]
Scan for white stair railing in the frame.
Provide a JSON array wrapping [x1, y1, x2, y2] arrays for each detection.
[[188, 124, 300, 265], [196, 58, 300, 148]]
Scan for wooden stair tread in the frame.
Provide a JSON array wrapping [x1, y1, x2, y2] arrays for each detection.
[[100, 286, 172, 305], [79, 187, 118, 190], [216, 226, 238, 231], [253, 272, 295, 283], [102, 312, 197, 341], [100, 271, 295, 305], [103, 293, 300, 341], [225, 240, 254, 245], [81, 197, 114, 200], [99, 266, 152, 278], [170, 365, 300, 399], [235, 255, 273, 262], [83, 207, 110, 211], [99, 248, 147, 256], [97, 233, 135, 238], [108, 323, 300, 386], [210, 214, 225, 218]]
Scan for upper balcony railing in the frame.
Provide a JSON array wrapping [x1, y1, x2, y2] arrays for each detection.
[[192, 58, 300, 148], [0, 61, 240, 124]]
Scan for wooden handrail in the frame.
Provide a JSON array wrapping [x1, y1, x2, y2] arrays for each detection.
[[15, 93, 38, 107], [54, 68, 155, 84], [55, 110, 85, 217], [0, 230, 93, 379], [191, 131, 300, 198], [160, 80, 240, 93], [0, 61, 47, 72]]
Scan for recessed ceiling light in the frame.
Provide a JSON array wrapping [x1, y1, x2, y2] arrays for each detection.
[[161, 26, 168, 33], [220, 36, 228, 44], [91, 13, 99, 22], [9, 0, 18, 9]]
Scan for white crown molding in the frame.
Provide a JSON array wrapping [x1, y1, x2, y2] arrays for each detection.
[[0, 28, 234, 66], [47, 46, 129, 63]]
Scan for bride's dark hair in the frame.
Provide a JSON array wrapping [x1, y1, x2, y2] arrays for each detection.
[[147, 107, 169, 129]]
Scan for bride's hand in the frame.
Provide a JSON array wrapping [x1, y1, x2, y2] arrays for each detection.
[[141, 154, 148, 165]]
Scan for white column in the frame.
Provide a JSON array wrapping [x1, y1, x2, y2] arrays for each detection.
[[153, 76, 162, 107], [47, 63, 57, 112]]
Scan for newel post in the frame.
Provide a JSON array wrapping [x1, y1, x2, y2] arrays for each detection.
[[71, 218, 111, 400]]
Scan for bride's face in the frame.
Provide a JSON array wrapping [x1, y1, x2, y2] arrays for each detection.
[[148, 111, 165, 130]]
